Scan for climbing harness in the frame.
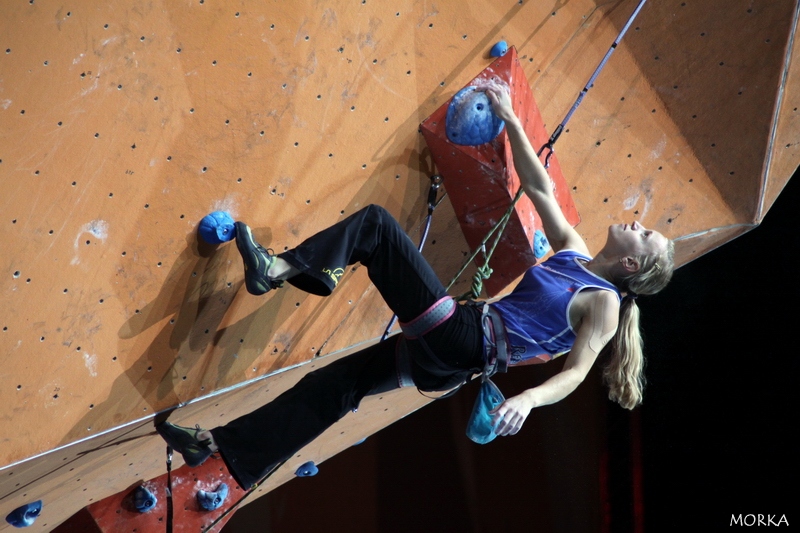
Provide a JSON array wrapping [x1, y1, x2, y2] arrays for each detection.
[[399, 296, 456, 339]]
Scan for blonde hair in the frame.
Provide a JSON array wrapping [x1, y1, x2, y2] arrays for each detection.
[[603, 239, 675, 409]]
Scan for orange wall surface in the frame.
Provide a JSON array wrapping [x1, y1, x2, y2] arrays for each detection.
[[1, 0, 799, 529]]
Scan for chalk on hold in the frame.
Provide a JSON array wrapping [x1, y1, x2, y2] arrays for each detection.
[[197, 483, 228, 511], [295, 461, 318, 477], [446, 87, 505, 146], [490, 41, 508, 58], [133, 485, 157, 513], [5, 500, 42, 528], [198, 211, 236, 244], [533, 229, 550, 259]]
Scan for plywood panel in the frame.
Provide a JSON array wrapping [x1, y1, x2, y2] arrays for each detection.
[[2, 0, 799, 529], [763, 5, 800, 217]]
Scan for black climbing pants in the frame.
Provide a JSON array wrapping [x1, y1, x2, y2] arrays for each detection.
[[210, 205, 485, 490]]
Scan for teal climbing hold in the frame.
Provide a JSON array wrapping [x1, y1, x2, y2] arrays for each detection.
[[295, 461, 318, 477], [490, 41, 508, 57], [533, 229, 550, 259], [5, 501, 42, 528], [446, 87, 505, 146], [133, 486, 157, 513], [197, 483, 228, 511], [198, 211, 236, 244]]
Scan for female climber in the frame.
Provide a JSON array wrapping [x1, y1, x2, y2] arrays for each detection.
[[156, 85, 674, 491]]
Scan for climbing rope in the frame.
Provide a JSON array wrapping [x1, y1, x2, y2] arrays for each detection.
[[165, 447, 173, 533], [445, 187, 525, 300], [539, 0, 648, 168], [200, 459, 289, 533]]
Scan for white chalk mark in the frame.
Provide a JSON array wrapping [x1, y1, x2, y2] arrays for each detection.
[[354, 20, 409, 101], [649, 136, 667, 160], [40, 106, 127, 258], [83, 353, 98, 377], [71, 220, 109, 265], [80, 77, 99, 96], [623, 192, 640, 210], [211, 197, 239, 219]]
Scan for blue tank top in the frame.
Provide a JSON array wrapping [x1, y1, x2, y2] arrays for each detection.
[[490, 250, 621, 365]]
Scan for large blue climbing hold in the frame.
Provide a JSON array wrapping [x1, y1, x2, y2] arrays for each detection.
[[490, 41, 508, 58], [198, 211, 236, 244], [5, 500, 42, 528], [533, 229, 550, 259], [295, 461, 318, 477], [446, 87, 505, 146], [197, 483, 229, 511], [133, 486, 157, 513]]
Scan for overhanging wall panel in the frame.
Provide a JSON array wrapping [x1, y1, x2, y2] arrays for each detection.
[[1, 0, 799, 529]]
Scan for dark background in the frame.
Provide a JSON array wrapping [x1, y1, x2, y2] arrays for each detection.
[[225, 175, 798, 532]]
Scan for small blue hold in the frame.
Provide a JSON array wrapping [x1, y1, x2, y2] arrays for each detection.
[[446, 87, 505, 146], [353, 438, 367, 446], [490, 41, 508, 58], [198, 211, 236, 245], [295, 461, 318, 477], [533, 229, 550, 259], [5, 500, 42, 528], [197, 483, 228, 511], [133, 485, 157, 513]]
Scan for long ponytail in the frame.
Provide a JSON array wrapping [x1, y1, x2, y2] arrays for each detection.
[[604, 298, 645, 409], [604, 240, 675, 409]]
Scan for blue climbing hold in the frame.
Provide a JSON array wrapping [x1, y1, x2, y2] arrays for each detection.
[[5, 500, 42, 528], [197, 483, 228, 511], [295, 461, 318, 477], [353, 438, 367, 446], [198, 211, 236, 244], [533, 229, 550, 259], [446, 87, 505, 146], [133, 486, 157, 513], [490, 41, 508, 58]]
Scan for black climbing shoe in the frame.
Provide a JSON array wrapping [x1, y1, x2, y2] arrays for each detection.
[[156, 422, 213, 467], [234, 221, 284, 296]]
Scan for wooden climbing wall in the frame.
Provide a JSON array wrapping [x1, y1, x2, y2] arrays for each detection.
[[1, 0, 799, 529]]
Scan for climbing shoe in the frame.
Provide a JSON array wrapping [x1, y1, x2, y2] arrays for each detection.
[[156, 422, 213, 467], [234, 221, 284, 295]]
